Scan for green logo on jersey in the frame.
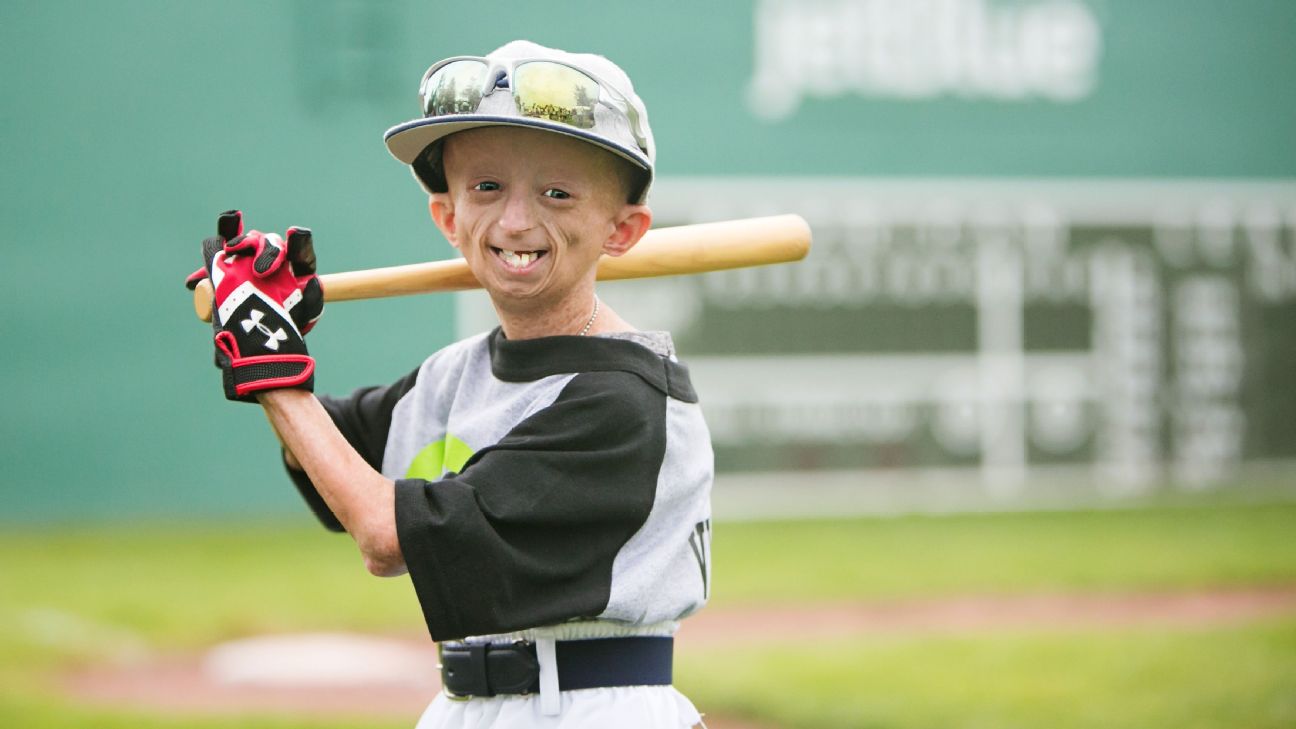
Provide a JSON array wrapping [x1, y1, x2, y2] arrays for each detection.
[[405, 434, 475, 480]]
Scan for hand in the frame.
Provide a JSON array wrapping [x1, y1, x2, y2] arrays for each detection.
[[194, 210, 324, 402]]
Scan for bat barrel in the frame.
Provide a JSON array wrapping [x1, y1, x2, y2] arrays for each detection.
[[597, 214, 811, 280]]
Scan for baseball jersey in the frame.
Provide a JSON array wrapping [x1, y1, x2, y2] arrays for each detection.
[[287, 328, 713, 643]]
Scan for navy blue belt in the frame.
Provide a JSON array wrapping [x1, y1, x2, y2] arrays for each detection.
[[438, 636, 674, 699]]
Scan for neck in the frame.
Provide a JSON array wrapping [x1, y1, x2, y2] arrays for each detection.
[[493, 286, 603, 340]]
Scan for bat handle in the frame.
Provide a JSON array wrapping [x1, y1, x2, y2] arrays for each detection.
[[194, 279, 215, 322]]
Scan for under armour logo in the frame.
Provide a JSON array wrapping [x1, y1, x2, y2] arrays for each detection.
[[240, 309, 288, 351]]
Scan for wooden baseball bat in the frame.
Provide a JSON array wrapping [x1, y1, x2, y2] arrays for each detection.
[[192, 214, 811, 322]]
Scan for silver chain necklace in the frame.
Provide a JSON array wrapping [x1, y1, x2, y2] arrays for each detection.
[[578, 295, 600, 336]]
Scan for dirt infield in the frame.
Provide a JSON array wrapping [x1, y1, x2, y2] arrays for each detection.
[[62, 585, 1296, 727]]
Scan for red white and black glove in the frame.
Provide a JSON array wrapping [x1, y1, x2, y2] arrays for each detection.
[[186, 210, 323, 402]]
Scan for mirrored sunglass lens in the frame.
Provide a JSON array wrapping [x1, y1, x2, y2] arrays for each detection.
[[511, 62, 599, 129], [424, 61, 488, 116]]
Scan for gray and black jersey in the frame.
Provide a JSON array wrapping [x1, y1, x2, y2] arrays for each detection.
[[288, 328, 713, 643]]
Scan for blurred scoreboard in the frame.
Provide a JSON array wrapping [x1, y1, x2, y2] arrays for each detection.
[[644, 180, 1296, 496]]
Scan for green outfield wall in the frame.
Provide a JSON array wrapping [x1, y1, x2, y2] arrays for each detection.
[[2, 0, 1293, 521]]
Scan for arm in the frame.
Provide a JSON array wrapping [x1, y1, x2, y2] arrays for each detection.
[[258, 389, 406, 577], [188, 212, 400, 573], [274, 368, 423, 534], [263, 408, 303, 470]]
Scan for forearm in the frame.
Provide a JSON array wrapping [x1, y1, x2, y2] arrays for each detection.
[[263, 409, 303, 471], [257, 389, 406, 577]]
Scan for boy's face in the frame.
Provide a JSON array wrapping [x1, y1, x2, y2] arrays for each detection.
[[430, 126, 649, 314]]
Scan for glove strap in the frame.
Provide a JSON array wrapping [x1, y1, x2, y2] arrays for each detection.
[[215, 332, 314, 400]]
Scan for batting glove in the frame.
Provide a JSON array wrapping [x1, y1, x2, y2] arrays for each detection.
[[190, 210, 324, 402]]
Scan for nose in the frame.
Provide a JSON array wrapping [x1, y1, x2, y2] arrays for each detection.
[[497, 190, 536, 235]]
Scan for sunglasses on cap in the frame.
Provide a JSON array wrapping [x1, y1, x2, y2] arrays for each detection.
[[417, 56, 652, 159]]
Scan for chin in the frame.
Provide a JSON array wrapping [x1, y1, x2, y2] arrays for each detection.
[[486, 281, 549, 307]]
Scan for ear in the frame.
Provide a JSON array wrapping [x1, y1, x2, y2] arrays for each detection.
[[602, 204, 653, 258], [427, 194, 458, 249]]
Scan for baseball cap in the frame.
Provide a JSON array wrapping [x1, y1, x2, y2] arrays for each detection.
[[384, 40, 656, 203]]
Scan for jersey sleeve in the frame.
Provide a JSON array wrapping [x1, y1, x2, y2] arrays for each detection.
[[284, 366, 421, 532], [393, 370, 667, 641]]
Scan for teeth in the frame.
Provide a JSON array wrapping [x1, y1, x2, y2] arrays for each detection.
[[498, 249, 539, 268]]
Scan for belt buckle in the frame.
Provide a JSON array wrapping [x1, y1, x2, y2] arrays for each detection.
[[438, 640, 537, 701], [512, 640, 536, 698], [436, 643, 471, 702]]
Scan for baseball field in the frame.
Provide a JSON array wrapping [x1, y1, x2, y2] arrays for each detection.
[[3, 494, 1295, 728]]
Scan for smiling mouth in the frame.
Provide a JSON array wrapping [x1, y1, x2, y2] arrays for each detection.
[[491, 246, 549, 270]]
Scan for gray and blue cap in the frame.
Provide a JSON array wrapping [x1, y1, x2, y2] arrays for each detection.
[[384, 40, 656, 203]]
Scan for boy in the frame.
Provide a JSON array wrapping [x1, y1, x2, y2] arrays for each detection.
[[191, 40, 713, 728]]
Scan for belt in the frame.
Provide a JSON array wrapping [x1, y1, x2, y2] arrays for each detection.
[[438, 636, 673, 699]]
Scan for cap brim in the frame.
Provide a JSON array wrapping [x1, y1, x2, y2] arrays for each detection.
[[384, 115, 651, 173]]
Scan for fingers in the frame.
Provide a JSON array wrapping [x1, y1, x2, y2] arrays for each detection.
[[223, 230, 287, 277], [286, 227, 322, 333], [201, 234, 227, 274], [214, 209, 281, 277], [295, 275, 324, 334], [184, 266, 207, 291], [197, 213, 314, 287], [217, 210, 244, 241], [193, 210, 242, 286], [252, 232, 286, 276], [286, 227, 317, 277], [195, 211, 324, 340]]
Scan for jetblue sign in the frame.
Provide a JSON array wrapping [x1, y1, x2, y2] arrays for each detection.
[[748, 0, 1104, 120]]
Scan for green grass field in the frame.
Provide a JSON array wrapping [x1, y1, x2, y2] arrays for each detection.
[[2, 502, 1295, 728]]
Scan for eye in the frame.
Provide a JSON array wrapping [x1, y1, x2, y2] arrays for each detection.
[[543, 188, 571, 200], [472, 181, 501, 192]]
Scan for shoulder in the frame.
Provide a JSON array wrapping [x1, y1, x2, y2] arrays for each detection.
[[488, 329, 698, 403], [408, 329, 494, 384], [561, 368, 664, 417], [501, 370, 668, 451], [423, 329, 493, 368]]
